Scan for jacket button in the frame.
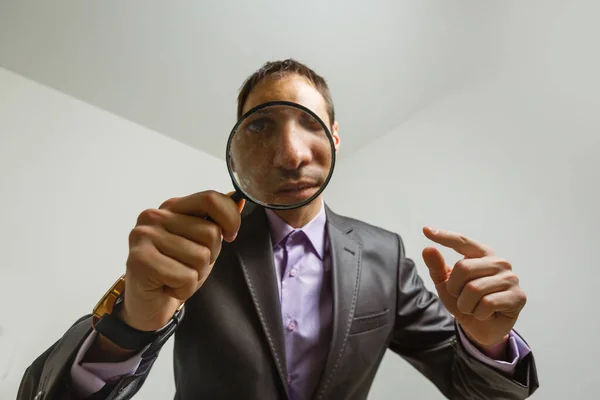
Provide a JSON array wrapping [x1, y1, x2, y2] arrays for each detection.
[[34, 391, 43, 400]]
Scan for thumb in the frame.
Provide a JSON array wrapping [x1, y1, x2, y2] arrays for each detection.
[[423, 246, 460, 316], [422, 246, 451, 285], [225, 190, 246, 213]]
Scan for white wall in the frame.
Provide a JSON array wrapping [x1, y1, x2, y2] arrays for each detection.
[[325, 65, 599, 398], [0, 67, 231, 398], [2, 2, 599, 398]]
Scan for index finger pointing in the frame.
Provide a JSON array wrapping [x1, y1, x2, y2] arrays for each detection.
[[423, 227, 494, 258]]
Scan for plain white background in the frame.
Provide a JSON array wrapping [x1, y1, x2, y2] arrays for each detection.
[[1, 1, 599, 399]]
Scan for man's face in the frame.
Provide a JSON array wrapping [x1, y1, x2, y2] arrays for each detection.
[[230, 74, 340, 206]]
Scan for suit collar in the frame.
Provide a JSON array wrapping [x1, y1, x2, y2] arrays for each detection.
[[324, 203, 355, 234]]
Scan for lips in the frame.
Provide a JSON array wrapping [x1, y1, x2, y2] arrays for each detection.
[[276, 182, 319, 193]]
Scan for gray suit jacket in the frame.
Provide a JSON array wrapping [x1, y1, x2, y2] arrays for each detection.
[[18, 203, 539, 400]]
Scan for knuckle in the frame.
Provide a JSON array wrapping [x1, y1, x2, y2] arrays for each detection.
[[505, 272, 520, 286], [465, 280, 481, 294], [195, 245, 212, 267], [159, 197, 179, 210], [137, 208, 165, 225], [129, 225, 156, 244], [177, 269, 199, 294], [496, 258, 512, 271], [207, 222, 223, 244], [515, 288, 527, 305], [454, 260, 469, 274], [481, 296, 497, 309], [183, 267, 199, 284], [202, 190, 221, 207]]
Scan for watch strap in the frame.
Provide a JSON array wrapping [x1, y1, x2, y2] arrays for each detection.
[[94, 296, 184, 352]]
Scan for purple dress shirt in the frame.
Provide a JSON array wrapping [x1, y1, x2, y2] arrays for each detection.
[[266, 201, 333, 399], [71, 201, 530, 399]]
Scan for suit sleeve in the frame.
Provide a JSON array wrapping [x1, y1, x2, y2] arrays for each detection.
[[17, 315, 95, 400], [387, 234, 539, 400], [16, 314, 166, 400], [70, 330, 146, 397]]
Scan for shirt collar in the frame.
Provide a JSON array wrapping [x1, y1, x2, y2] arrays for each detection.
[[264, 199, 327, 259]]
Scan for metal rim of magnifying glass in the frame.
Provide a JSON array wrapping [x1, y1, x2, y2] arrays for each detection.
[[225, 100, 337, 210]]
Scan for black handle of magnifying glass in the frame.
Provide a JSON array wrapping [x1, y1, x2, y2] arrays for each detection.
[[229, 190, 244, 204], [204, 190, 244, 223]]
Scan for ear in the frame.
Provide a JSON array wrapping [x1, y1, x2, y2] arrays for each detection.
[[331, 121, 341, 151]]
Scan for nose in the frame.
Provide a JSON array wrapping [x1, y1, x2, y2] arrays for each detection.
[[272, 121, 312, 170]]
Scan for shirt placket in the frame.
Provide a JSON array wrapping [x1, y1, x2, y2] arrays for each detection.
[[279, 230, 306, 395]]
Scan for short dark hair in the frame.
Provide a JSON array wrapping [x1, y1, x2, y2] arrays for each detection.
[[237, 59, 335, 125]]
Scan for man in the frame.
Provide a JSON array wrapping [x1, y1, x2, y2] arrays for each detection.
[[18, 59, 539, 400]]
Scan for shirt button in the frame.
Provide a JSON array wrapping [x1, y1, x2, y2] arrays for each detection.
[[287, 321, 296, 331], [289, 269, 297, 277]]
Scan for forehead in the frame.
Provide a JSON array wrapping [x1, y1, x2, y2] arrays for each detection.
[[242, 74, 330, 125]]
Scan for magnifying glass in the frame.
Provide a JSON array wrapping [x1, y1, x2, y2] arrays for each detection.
[[225, 100, 336, 210]]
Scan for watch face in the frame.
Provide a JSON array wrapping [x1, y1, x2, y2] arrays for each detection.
[[92, 275, 125, 327]]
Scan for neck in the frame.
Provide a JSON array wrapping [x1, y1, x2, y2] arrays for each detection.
[[273, 196, 323, 228]]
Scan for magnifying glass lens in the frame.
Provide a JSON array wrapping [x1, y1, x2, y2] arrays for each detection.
[[227, 102, 335, 210]]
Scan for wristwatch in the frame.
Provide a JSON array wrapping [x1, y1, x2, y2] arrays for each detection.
[[92, 274, 184, 352]]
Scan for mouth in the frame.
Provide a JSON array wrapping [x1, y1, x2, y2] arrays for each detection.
[[278, 182, 317, 191], [275, 182, 320, 199]]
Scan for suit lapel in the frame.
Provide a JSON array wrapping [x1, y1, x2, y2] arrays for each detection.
[[312, 206, 362, 399], [231, 203, 289, 397]]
